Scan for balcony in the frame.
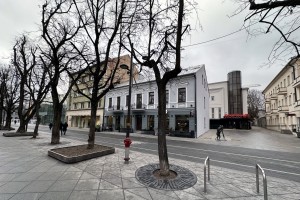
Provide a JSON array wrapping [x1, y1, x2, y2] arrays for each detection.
[[107, 105, 124, 113], [277, 87, 287, 95], [270, 93, 278, 100], [169, 102, 196, 109], [293, 76, 300, 88], [278, 105, 288, 112], [131, 103, 146, 111], [271, 109, 278, 114]]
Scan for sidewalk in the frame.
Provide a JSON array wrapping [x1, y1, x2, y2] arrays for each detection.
[[0, 131, 300, 199]]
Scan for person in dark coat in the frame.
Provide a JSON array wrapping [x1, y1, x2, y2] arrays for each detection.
[[49, 122, 53, 130], [62, 122, 68, 135]]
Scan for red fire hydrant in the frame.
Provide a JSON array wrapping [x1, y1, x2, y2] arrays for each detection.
[[124, 138, 132, 162]]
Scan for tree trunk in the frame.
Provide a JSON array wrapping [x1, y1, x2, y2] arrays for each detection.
[[88, 99, 97, 149], [51, 88, 62, 144], [17, 120, 27, 133], [157, 83, 170, 176], [4, 108, 12, 129], [33, 104, 40, 138]]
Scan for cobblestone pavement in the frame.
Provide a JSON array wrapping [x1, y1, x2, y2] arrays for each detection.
[[0, 130, 300, 200]]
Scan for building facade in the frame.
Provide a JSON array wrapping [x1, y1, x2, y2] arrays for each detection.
[[208, 70, 248, 120], [66, 55, 135, 128], [262, 57, 300, 133], [103, 65, 210, 137]]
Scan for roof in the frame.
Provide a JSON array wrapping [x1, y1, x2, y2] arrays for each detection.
[[114, 65, 205, 88]]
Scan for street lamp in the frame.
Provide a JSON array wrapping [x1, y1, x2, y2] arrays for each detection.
[[120, 44, 133, 162]]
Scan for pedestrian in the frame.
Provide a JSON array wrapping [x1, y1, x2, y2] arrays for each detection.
[[62, 122, 68, 135], [49, 122, 53, 130], [216, 125, 221, 140], [220, 125, 225, 140], [60, 122, 63, 136]]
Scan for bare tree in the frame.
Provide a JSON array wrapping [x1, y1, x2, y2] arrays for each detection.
[[13, 35, 38, 133], [126, 0, 192, 176], [2, 67, 20, 130], [235, 0, 300, 65], [247, 89, 265, 120], [41, 0, 84, 144], [70, 0, 128, 149], [0, 65, 7, 128]]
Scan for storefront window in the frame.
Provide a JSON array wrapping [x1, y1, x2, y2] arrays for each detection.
[[175, 115, 189, 132], [147, 115, 154, 130]]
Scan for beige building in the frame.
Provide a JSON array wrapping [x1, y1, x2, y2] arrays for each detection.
[[263, 57, 300, 133], [66, 55, 136, 128]]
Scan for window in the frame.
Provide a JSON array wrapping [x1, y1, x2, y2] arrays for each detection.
[[211, 96, 214, 101], [288, 75, 290, 85], [204, 97, 206, 109], [74, 103, 77, 109], [117, 96, 121, 110], [178, 88, 186, 102], [289, 95, 292, 105], [88, 102, 91, 108], [284, 79, 286, 87], [89, 88, 93, 95], [218, 108, 221, 118], [137, 94, 142, 108], [126, 95, 129, 107], [166, 90, 169, 104], [108, 98, 112, 108], [81, 102, 84, 109], [149, 92, 154, 104], [211, 108, 214, 119], [98, 100, 102, 108]]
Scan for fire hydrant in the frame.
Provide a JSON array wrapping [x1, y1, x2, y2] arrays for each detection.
[[124, 138, 132, 162]]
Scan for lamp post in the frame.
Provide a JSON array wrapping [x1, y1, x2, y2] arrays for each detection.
[[120, 44, 133, 162]]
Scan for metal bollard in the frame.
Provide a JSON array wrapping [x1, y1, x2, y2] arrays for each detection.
[[204, 156, 210, 193], [256, 164, 268, 200]]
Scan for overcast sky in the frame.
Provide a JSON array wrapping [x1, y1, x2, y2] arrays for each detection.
[[0, 0, 294, 91]]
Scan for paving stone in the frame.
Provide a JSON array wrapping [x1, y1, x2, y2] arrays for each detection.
[[19, 180, 55, 193], [12, 172, 43, 181], [37, 171, 65, 181], [0, 181, 30, 193], [75, 179, 100, 190], [9, 192, 43, 200], [39, 191, 71, 200], [58, 171, 83, 180], [0, 193, 14, 200], [97, 189, 124, 200], [147, 188, 180, 200], [125, 188, 152, 200], [48, 179, 78, 192], [69, 190, 98, 200]]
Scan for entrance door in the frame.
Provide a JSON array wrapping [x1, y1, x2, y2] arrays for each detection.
[[136, 115, 142, 130], [115, 116, 120, 130]]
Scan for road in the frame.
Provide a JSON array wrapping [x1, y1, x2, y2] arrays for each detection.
[[36, 125, 300, 183]]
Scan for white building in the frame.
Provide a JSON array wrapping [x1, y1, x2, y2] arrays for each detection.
[[103, 65, 210, 137], [263, 57, 300, 133]]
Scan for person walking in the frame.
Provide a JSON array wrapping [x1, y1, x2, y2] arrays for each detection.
[[216, 125, 221, 140], [220, 125, 225, 140], [49, 122, 53, 130], [62, 122, 68, 135]]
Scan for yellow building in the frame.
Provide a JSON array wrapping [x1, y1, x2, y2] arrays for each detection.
[[66, 55, 136, 128]]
